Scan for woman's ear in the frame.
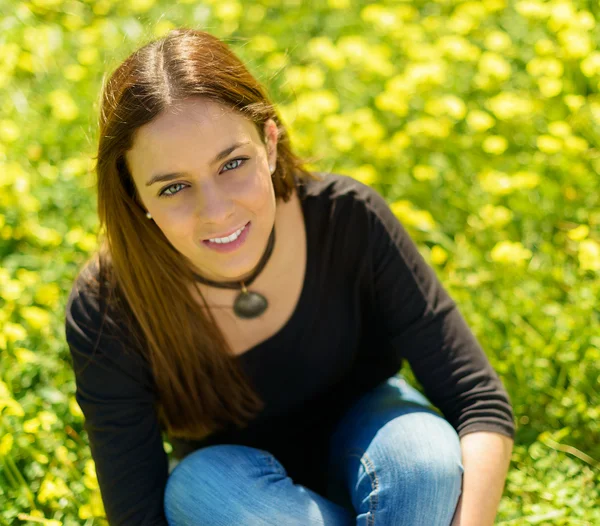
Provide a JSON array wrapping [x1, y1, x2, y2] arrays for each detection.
[[263, 118, 279, 169]]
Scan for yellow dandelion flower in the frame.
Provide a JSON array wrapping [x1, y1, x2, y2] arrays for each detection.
[[90, 490, 106, 516], [573, 11, 595, 31], [425, 95, 467, 120], [479, 204, 513, 228], [580, 52, 600, 78], [527, 57, 564, 78], [478, 170, 514, 195], [548, 2, 577, 29], [2, 280, 23, 301], [578, 239, 600, 271], [447, 14, 476, 35], [4, 322, 27, 342], [23, 418, 41, 434], [61, 157, 89, 178], [486, 92, 536, 120], [563, 95, 585, 112], [20, 306, 51, 331], [511, 171, 540, 189], [214, 0, 241, 21], [405, 61, 447, 87], [331, 134, 352, 152], [407, 117, 452, 139], [14, 347, 38, 365], [84, 472, 99, 490], [375, 91, 410, 117], [568, 225, 589, 241], [534, 38, 556, 56], [31, 0, 62, 7], [34, 282, 60, 307], [329, 0, 350, 8], [466, 110, 495, 132], [128, 0, 156, 13], [482, 135, 508, 155], [56, 445, 71, 465], [249, 35, 277, 54], [27, 224, 63, 247], [548, 121, 571, 137], [437, 35, 481, 62], [479, 52, 512, 80], [38, 476, 71, 504], [307, 37, 345, 70], [431, 245, 448, 265], [483, 0, 507, 13], [348, 165, 379, 185], [69, 396, 84, 419], [38, 410, 58, 430], [79, 505, 93, 520], [490, 240, 532, 265], [85, 458, 97, 478], [564, 136, 588, 153], [538, 76, 563, 97], [484, 30, 512, 52], [16, 268, 39, 285], [361, 5, 398, 29], [0, 433, 13, 455], [537, 135, 562, 153], [48, 90, 79, 121], [590, 102, 600, 124], [77, 47, 98, 66], [413, 165, 438, 181], [390, 131, 411, 150], [32, 451, 49, 464], [390, 201, 437, 231], [0, 398, 24, 417], [338, 36, 369, 64], [558, 30, 592, 59], [0, 120, 20, 143], [294, 90, 339, 122]]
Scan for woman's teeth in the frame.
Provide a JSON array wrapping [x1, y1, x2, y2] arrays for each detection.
[[207, 223, 247, 244]]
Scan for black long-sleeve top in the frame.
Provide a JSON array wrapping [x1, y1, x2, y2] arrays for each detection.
[[64, 171, 515, 525]]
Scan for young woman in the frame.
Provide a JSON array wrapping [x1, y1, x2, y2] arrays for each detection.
[[65, 28, 515, 526]]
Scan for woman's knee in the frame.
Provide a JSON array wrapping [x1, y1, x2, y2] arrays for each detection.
[[164, 444, 275, 524], [347, 414, 463, 524], [379, 412, 463, 488]]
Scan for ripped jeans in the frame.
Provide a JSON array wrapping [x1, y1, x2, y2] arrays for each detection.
[[164, 373, 464, 525]]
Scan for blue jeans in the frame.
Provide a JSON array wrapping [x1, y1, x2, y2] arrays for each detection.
[[164, 374, 464, 525]]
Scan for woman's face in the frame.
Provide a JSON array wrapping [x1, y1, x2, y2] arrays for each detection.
[[126, 97, 279, 283]]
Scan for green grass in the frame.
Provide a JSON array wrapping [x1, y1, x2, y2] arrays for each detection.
[[1, 0, 599, 524]]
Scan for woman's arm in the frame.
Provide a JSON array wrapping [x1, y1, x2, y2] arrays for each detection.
[[451, 431, 514, 526]]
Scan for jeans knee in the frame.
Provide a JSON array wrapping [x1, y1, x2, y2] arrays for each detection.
[[164, 444, 272, 524]]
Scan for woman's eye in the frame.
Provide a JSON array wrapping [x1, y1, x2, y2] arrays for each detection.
[[158, 157, 249, 198], [222, 158, 247, 172], [159, 182, 185, 198]]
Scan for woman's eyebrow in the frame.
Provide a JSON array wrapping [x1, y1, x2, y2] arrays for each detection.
[[145, 140, 251, 187]]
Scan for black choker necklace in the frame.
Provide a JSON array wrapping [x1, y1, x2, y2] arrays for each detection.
[[191, 225, 276, 319]]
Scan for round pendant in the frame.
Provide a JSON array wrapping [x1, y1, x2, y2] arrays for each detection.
[[233, 290, 268, 319]]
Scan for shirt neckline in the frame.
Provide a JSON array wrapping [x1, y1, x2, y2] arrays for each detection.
[[236, 180, 314, 360]]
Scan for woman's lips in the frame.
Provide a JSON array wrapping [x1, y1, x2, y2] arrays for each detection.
[[201, 221, 251, 253], [203, 221, 249, 241]]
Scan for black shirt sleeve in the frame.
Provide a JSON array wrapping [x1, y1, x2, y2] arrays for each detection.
[[362, 184, 516, 440], [64, 270, 170, 525]]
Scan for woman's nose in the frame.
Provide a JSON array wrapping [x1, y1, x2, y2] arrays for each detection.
[[196, 184, 235, 224]]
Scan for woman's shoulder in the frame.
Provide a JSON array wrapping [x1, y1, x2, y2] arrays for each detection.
[[297, 171, 385, 215], [65, 251, 136, 349]]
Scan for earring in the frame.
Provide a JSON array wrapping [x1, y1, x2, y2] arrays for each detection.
[[146, 212, 152, 219], [269, 164, 275, 174]]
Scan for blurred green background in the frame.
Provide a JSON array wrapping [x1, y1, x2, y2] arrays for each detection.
[[1, 0, 599, 524]]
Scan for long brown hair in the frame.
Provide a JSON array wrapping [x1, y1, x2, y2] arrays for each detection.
[[81, 28, 320, 441]]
